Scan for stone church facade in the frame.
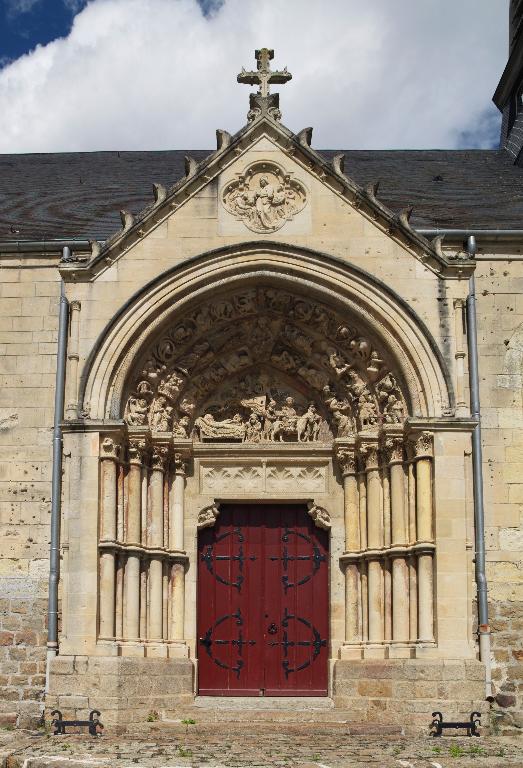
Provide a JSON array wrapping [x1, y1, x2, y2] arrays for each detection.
[[1, 11, 523, 733]]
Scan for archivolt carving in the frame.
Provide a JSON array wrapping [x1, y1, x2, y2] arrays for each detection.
[[222, 161, 307, 233], [123, 287, 408, 444]]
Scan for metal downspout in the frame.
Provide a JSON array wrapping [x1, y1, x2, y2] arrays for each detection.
[[465, 235, 493, 701], [46, 253, 70, 692]]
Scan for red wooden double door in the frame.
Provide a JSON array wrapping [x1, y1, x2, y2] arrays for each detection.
[[197, 504, 329, 696]]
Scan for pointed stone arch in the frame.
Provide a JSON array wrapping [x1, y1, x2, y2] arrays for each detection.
[[80, 242, 453, 425]]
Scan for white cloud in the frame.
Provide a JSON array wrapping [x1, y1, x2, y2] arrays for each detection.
[[0, 0, 509, 153], [5, 0, 42, 15]]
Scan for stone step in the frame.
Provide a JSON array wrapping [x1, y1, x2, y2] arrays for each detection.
[[160, 708, 405, 731]]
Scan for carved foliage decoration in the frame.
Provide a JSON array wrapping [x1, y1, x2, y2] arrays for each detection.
[[123, 287, 409, 444], [222, 161, 307, 233]]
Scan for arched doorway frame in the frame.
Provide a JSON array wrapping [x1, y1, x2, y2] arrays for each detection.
[[80, 241, 453, 422]]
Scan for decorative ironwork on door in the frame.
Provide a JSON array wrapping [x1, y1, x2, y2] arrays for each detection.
[[197, 504, 329, 696]]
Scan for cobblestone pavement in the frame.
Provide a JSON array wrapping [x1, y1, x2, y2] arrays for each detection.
[[1, 725, 523, 768]]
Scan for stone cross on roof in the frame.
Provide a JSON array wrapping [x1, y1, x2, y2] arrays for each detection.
[[237, 48, 292, 98]]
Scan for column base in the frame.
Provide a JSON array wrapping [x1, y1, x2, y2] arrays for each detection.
[[168, 641, 190, 659], [145, 642, 168, 658], [339, 644, 364, 660], [363, 644, 388, 659], [388, 643, 415, 659]]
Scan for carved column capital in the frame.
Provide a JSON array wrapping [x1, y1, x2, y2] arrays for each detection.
[[336, 447, 357, 476], [128, 438, 147, 466], [384, 436, 404, 465], [100, 435, 121, 461], [198, 503, 220, 530], [453, 297, 466, 310], [358, 441, 380, 471], [69, 299, 82, 312], [172, 452, 189, 476], [151, 444, 169, 471], [411, 431, 434, 459]]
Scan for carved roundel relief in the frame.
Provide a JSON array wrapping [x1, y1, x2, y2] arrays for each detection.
[[221, 161, 308, 233]]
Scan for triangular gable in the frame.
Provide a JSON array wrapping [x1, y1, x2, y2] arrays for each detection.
[[59, 111, 474, 282]]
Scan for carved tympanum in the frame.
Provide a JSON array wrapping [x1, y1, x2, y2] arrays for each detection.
[[222, 162, 307, 233], [123, 287, 409, 443]]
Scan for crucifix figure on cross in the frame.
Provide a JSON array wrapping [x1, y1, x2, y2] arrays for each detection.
[[237, 48, 292, 98]]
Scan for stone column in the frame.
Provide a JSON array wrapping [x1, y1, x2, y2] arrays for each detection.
[[361, 441, 383, 644], [98, 435, 120, 639], [170, 453, 187, 642], [149, 445, 168, 641], [413, 431, 435, 643], [387, 436, 410, 643], [453, 298, 467, 415], [124, 438, 145, 640], [65, 300, 81, 418], [357, 464, 368, 642], [337, 446, 360, 645]]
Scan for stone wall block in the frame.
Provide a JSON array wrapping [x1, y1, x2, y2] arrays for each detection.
[[57, 694, 89, 709], [357, 679, 393, 698], [49, 656, 74, 675], [463, 659, 487, 681]]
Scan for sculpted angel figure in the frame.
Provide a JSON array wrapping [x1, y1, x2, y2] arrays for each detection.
[[125, 395, 149, 426]]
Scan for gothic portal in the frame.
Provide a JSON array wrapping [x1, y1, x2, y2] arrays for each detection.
[[45, 50, 487, 727]]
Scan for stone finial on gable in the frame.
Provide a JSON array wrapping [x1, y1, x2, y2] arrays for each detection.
[[238, 48, 292, 123]]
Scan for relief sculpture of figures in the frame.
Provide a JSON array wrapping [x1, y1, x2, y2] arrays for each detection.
[[123, 287, 408, 441], [222, 161, 307, 233]]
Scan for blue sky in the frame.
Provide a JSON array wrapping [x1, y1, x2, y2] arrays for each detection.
[[0, 0, 86, 66], [0, 0, 216, 65], [0, 0, 509, 152]]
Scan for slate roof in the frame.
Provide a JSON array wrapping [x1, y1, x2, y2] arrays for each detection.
[[0, 148, 522, 242]]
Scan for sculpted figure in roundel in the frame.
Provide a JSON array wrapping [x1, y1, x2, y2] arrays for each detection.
[[233, 291, 257, 316], [290, 300, 313, 323], [211, 300, 235, 322], [222, 162, 307, 234], [271, 348, 297, 372], [263, 288, 292, 313]]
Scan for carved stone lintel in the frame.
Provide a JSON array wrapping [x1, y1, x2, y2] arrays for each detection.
[[336, 447, 357, 476], [384, 436, 404, 465], [198, 503, 221, 530], [128, 438, 147, 466], [100, 436, 120, 461], [307, 502, 331, 530], [412, 431, 434, 459], [151, 444, 169, 471]]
